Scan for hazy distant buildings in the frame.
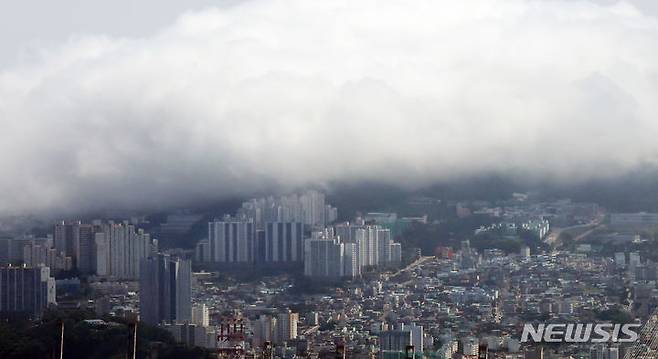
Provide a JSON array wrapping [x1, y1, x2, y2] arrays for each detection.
[[238, 190, 337, 229], [23, 240, 73, 272], [159, 213, 204, 244], [363, 212, 428, 237], [54, 221, 101, 272], [194, 238, 211, 263], [54, 221, 77, 260], [0, 266, 56, 319], [365, 212, 398, 225], [95, 222, 158, 279], [139, 254, 192, 325], [1, 236, 52, 266], [207, 215, 255, 263]]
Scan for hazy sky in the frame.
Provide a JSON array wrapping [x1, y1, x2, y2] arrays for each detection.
[[1, 0, 658, 215], [0, 0, 226, 66]]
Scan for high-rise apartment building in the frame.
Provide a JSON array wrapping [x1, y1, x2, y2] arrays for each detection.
[[54, 221, 77, 260], [74, 223, 99, 273], [54, 221, 104, 273], [390, 243, 402, 266], [264, 222, 304, 263], [0, 236, 48, 265], [95, 222, 158, 279], [334, 221, 402, 269], [304, 230, 344, 279], [253, 315, 277, 348], [376, 228, 392, 265], [191, 303, 209, 327], [0, 265, 56, 319], [343, 242, 360, 278], [23, 240, 73, 272], [208, 215, 255, 263], [162, 322, 210, 349], [356, 226, 379, 267], [379, 330, 412, 358], [304, 223, 402, 279], [275, 310, 299, 345], [139, 254, 192, 325]]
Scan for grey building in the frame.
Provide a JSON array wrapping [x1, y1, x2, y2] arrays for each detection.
[[0, 266, 56, 319], [139, 254, 191, 325], [379, 330, 412, 358], [304, 234, 344, 280]]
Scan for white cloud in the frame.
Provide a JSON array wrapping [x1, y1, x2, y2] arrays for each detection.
[[1, 0, 658, 215]]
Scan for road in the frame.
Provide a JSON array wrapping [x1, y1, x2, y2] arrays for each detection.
[[544, 214, 606, 246], [383, 255, 433, 281]]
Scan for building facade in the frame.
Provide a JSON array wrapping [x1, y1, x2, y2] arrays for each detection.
[[0, 266, 56, 319], [264, 222, 304, 263], [139, 254, 192, 325], [95, 222, 158, 279], [208, 216, 255, 263]]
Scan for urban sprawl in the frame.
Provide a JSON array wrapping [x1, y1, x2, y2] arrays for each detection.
[[3, 190, 658, 358]]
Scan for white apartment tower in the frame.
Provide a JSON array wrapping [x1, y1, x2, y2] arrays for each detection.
[[208, 215, 255, 263], [264, 222, 304, 263], [95, 222, 158, 280], [191, 303, 210, 327]]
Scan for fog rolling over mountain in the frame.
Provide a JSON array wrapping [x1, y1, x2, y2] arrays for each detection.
[[1, 0, 658, 215]]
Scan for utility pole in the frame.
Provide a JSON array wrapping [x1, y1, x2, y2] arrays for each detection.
[[59, 319, 65, 359], [132, 322, 138, 359]]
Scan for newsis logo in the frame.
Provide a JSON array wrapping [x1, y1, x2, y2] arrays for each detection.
[[521, 323, 642, 343]]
